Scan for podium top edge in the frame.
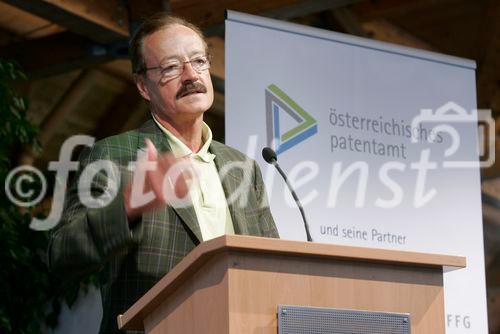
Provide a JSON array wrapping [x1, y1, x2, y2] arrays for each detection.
[[222, 235, 466, 267]]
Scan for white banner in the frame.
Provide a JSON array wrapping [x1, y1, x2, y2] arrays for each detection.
[[225, 11, 487, 333]]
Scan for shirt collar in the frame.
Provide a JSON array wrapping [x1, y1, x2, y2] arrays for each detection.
[[151, 114, 216, 163]]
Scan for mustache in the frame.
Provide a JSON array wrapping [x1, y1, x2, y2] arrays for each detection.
[[176, 82, 207, 99]]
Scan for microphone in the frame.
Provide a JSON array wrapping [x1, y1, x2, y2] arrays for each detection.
[[262, 147, 313, 242]]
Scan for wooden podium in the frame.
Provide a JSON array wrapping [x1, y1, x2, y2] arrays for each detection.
[[118, 235, 465, 333]]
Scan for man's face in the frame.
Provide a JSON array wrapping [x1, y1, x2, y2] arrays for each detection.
[[137, 24, 214, 123]]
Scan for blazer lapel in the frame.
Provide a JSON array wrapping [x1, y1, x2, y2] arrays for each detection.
[[210, 141, 250, 236], [137, 120, 203, 242]]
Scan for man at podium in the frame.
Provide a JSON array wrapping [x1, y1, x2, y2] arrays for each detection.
[[48, 13, 279, 334]]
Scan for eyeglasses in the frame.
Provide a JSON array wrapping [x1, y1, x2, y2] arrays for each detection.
[[141, 54, 211, 81]]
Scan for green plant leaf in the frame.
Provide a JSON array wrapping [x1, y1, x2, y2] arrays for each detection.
[[0, 58, 98, 334]]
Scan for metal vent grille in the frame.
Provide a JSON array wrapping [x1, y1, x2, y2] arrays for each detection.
[[278, 305, 410, 334]]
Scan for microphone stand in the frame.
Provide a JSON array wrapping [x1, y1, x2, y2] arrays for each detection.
[[270, 160, 313, 242]]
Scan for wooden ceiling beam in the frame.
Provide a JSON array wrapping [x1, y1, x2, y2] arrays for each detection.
[[37, 70, 97, 145], [100, 59, 134, 83], [352, 0, 459, 20], [201, 0, 361, 37], [171, 0, 300, 27], [0, 1, 65, 39], [125, 0, 169, 37], [0, 0, 129, 43], [201, 1, 362, 89], [126, 0, 170, 22], [361, 19, 435, 51], [0, 0, 363, 80], [262, 0, 360, 20], [0, 31, 115, 78], [171, 0, 357, 28], [92, 83, 143, 140], [326, 6, 368, 37]]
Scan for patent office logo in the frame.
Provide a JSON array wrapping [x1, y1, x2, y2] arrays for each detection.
[[265, 84, 318, 155]]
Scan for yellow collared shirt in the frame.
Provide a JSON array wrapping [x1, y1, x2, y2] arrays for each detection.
[[152, 115, 235, 241]]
